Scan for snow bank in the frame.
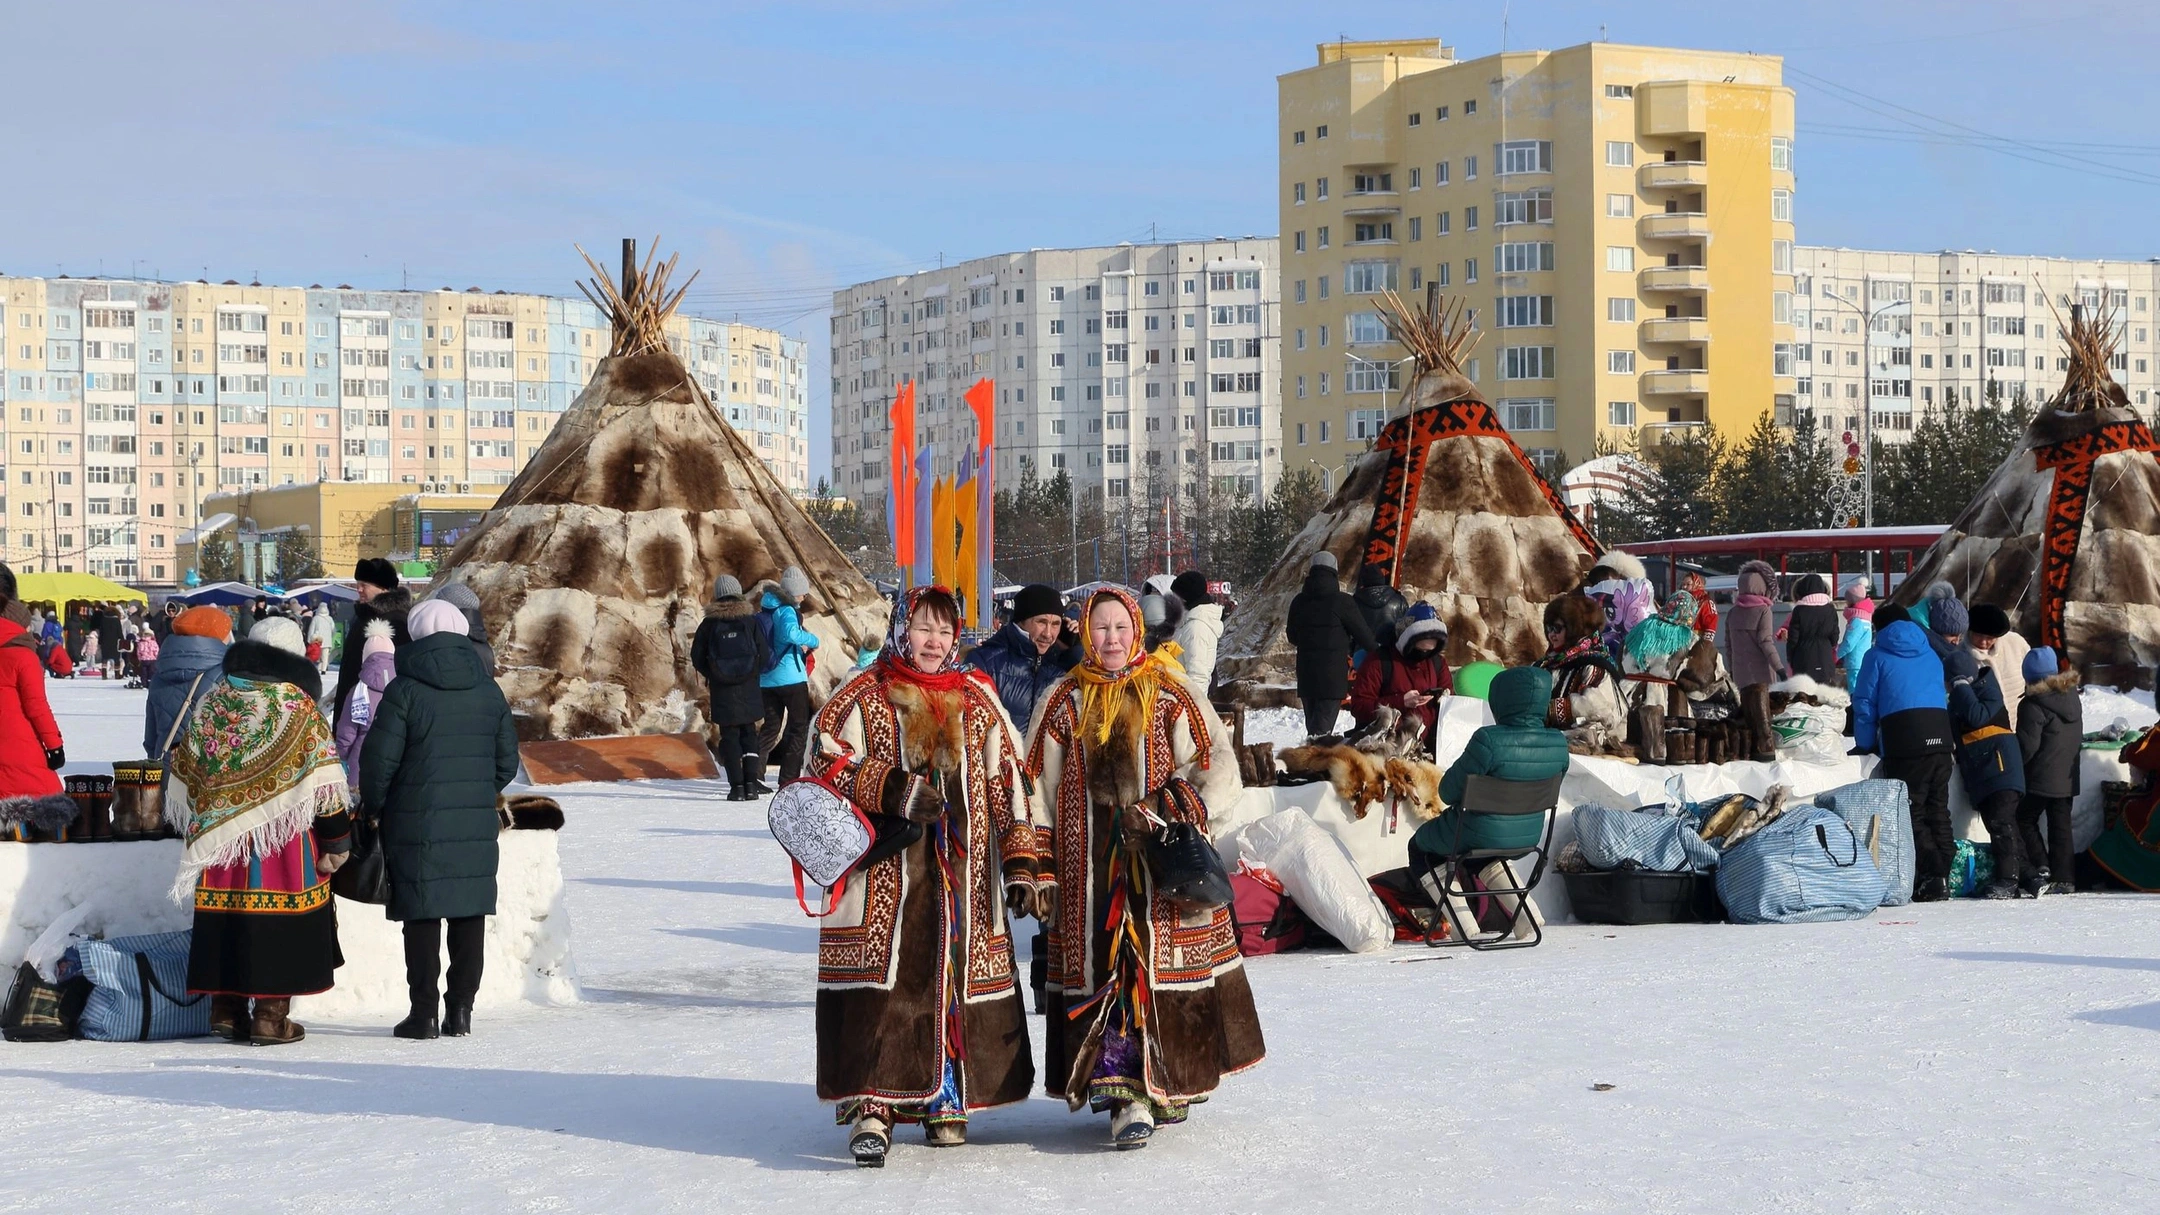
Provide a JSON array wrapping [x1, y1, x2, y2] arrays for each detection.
[[0, 831, 578, 1020], [2081, 684, 2157, 732]]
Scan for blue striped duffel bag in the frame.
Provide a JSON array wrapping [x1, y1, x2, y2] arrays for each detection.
[[72, 931, 213, 1041], [1716, 805, 1887, 924], [1572, 804, 1720, 873], [1812, 779, 1915, 906]]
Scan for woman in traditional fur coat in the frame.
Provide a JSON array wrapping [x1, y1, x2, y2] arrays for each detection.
[[1538, 592, 1627, 754], [810, 587, 1038, 1167], [1027, 587, 1262, 1150]]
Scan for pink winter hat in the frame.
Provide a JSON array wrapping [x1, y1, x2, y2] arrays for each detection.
[[360, 618, 397, 659], [406, 599, 468, 641]]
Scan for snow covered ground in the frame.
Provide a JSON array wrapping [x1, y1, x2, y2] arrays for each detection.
[[7, 678, 2160, 1212]]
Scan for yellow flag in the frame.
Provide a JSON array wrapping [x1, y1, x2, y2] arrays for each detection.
[[931, 474, 957, 594], [956, 470, 979, 627]]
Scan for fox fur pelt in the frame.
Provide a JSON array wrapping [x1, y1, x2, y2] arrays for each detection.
[[1383, 757, 1443, 823], [1280, 744, 1388, 818]]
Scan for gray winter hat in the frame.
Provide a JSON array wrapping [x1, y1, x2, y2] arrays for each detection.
[[1140, 594, 1169, 628], [712, 574, 743, 600], [780, 566, 812, 603], [1311, 551, 1339, 572], [432, 582, 480, 611]]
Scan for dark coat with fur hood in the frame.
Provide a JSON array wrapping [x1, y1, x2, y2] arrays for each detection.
[[2017, 669, 2084, 799], [690, 596, 766, 726]]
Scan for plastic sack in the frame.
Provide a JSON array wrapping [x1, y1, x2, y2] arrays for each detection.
[[72, 931, 213, 1041], [1716, 805, 1887, 924], [1236, 808, 1393, 953], [1572, 804, 1720, 873], [1771, 701, 1847, 764], [1814, 779, 1915, 906]]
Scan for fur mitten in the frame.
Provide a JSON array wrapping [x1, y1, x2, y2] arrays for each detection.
[[1004, 878, 1035, 918], [881, 771, 947, 823]]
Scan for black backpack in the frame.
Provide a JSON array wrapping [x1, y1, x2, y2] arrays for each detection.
[[703, 616, 766, 686]]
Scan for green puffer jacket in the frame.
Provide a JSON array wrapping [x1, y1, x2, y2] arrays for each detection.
[[1438, 666, 1571, 805], [359, 631, 520, 922]]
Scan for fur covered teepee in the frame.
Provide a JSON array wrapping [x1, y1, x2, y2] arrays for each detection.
[[1892, 300, 2160, 684], [1216, 292, 1601, 704], [434, 241, 887, 740]]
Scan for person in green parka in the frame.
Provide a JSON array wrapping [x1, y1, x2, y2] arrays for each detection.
[[358, 598, 519, 1042]]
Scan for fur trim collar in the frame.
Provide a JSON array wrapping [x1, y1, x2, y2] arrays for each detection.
[[886, 679, 967, 777], [1591, 550, 1646, 582], [225, 638, 324, 701], [2026, 669, 2082, 697], [1770, 673, 1851, 708], [706, 596, 758, 620]]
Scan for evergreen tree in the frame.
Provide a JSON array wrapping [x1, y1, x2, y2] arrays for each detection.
[[197, 536, 241, 583], [1593, 424, 1728, 545], [1872, 390, 2032, 525]]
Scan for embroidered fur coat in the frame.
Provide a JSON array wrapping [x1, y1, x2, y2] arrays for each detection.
[[1024, 671, 1264, 1116], [811, 667, 1038, 1116]]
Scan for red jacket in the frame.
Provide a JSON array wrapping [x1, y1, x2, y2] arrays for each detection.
[[0, 618, 61, 800], [1349, 648, 1454, 737]]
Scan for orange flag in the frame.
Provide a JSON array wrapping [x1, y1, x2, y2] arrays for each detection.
[[888, 382, 916, 576], [965, 379, 995, 625]]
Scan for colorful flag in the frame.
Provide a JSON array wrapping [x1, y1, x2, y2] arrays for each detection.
[[955, 449, 979, 627], [913, 442, 935, 588], [887, 382, 916, 577], [965, 378, 996, 626], [931, 472, 957, 594]]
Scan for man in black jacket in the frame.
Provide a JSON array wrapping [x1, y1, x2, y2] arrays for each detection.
[[1353, 563, 1408, 655], [967, 583, 1075, 732], [1285, 551, 1376, 741]]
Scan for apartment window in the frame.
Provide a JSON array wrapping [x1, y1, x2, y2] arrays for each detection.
[[1408, 216, 1422, 241], [1436, 211, 1451, 236], [1435, 262, 1451, 288], [1607, 350, 1637, 374], [1500, 346, 1556, 380], [1315, 176, 1329, 200], [1436, 106, 1449, 121], [1463, 206, 1478, 231], [1352, 221, 1394, 243], [1500, 398, 1556, 431], [1607, 400, 1637, 426], [1434, 160, 1450, 185], [1775, 343, 1797, 376], [1344, 261, 1400, 294], [1606, 246, 1636, 273], [1772, 240, 1793, 275], [1463, 100, 1477, 116], [1319, 374, 1330, 397], [1494, 189, 1552, 225], [1407, 111, 1421, 127], [1497, 296, 1554, 328], [1349, 407, 1389, 439], [1295, 377, 1307, 400], [1772, 189, 1793, 222], [1608, 298, 1639, 323], [1296, 422, 1307, 443], [1315, 125, 1328, 139], [1317, 226, 1330, 249], [1463, 154, 1478, 179], [1774, 291, 1794, 324], [1605, 84, 1635, 99], [1605, 141, 1635, 167], [1351, 172, 1393, 194], [1294, 280, 1306, 304], [1408, 167, 1421, 189], [1294, 231, 1306, 254], [1294, 182, 1305, 204], [1319, 420, 1331, 441], [1607, 193, 1635, 218], [1496, 242, 1555, 273], [1498, 140, 1552, 175], [1318, 276, 1330, 300], [1464, 258, 1478, 284], [1771, 137, 1792, 172], [1319, 325, 1329, 347], [1293, 130, 1305, 145]]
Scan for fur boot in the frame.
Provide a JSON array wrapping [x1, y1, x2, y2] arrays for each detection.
[[251, 997, 303, 1046], [1741, 684, 1777, 763]]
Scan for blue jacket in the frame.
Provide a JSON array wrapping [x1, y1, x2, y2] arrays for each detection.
[[757, 591, 819, 688], [966, 621, 1077, 731], [1950, 664, 2025, 801], [1836, 615, 1873, 696], [1853, 621, 1953, 758], [143, 634, 228, 758]]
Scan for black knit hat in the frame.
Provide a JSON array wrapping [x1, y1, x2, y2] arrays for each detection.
[[1967, 603, 2012, 639], [1011, 584, 1063, 622], [354, 557, 401, 592], [1170, 571, 1213, 607]]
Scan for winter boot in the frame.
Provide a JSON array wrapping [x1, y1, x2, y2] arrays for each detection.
[[925, 1119, 967, 1147], [442, 1003, 473, 1037], [250, 998, 304, 1046], [209, 994, 250, 1043], [2019, 870, 2047, 899], [1912, 875, 1948, 903], [1742, 685, 1778, 763], [394, 996, 441, 1040], [1111, 1101, 1155, 1150], [744, 758, 773, 797], [849, 1115, 891, 1168], [1982, 879, 2020, 901]]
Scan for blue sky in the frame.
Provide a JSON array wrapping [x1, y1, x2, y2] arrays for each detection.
[[4, 0, 2155, 482]]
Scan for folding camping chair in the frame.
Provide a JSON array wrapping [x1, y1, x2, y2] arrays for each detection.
[[1410, 773, 1563, 951]]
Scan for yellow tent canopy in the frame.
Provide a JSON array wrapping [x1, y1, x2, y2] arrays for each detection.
[[14, 572, 148, 605]]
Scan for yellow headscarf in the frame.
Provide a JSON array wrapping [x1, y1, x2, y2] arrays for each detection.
[[1072, 587, 1188, 750]]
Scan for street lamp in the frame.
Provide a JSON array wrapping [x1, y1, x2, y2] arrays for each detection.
[[1305, 456, 1349, 494]]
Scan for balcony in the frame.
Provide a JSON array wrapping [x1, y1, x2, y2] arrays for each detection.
[[1640, 369, 1711, 396], [1638, 160, 1709, 190], [1639, 317, 1711, 345], [1638, 211, 1713, 241], [1639, 420, 1707, 444], [1638, 265, 1712, 293]]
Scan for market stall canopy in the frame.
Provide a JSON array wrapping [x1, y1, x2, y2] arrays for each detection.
[[14, 572, 147, 605], [278, 581, 360, 605], [173, 581, 266, 606]]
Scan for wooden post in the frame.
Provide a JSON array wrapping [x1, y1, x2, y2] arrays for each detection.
[[621, 238, 637, 302]]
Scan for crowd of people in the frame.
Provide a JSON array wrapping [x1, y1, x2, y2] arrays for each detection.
[[143, 556, 518, 1046], [1281, 549, 2090, 904]]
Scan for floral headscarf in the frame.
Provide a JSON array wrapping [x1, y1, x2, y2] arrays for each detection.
[[878, 585, 966, 677], [1070, 587, 1189, 753]]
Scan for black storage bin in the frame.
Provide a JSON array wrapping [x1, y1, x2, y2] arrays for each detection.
[[1563, 866, 1724, 925]]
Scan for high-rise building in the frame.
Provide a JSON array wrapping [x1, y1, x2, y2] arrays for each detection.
[[1278, 39, 1797, 477], [830, 240, 1282, 510], [1792, 247, 2160, 440], [0, 274, 810, 584]]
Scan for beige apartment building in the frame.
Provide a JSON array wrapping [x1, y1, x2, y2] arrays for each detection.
[[1278, 38, 1797, 476], [1793, 247, 2160, 441], [0, 275, 810, 585]]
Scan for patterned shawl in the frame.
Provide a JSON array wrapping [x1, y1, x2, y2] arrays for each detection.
[[1069, 587, 1191, 753], [166, 676, 351, 902]]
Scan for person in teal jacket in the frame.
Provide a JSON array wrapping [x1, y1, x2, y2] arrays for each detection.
[[755, 566, 821, 788]]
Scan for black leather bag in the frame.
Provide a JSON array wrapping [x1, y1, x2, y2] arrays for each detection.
[[331, 816, 391, 905], [1145, 820, 1234, 911]]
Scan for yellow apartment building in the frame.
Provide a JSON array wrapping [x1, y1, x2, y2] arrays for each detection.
[[1278, 38, 1797, 478]]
